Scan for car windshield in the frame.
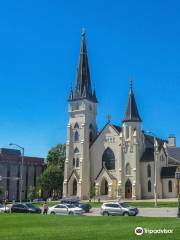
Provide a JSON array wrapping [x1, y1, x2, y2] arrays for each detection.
[[26, 203, 36, 209], [120, 202, 130, 208], [66, 204, 75, 208]]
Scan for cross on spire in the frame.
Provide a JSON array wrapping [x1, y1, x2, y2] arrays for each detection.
[[107, 114, 111, 123]]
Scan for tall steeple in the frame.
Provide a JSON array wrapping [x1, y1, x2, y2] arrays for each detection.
[[69, 30, 97, 102], [123, 80, 142, 122]]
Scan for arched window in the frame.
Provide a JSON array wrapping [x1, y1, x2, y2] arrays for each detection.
[[74, 122, 79, 128], [73, 158, 75, 167], [148, 180, 151, 192], [72, 179, 77, 196], [102, 147, 115, 170], [147, 164, 151, 178], [168, 180, 172, 193], [74, 131, 79, 142], [76, 158, 79, 168], [125, 163, 131, 175], [74, 147, 79, 154], [89, 131, 93, 143], [126, 126, 129, 139]]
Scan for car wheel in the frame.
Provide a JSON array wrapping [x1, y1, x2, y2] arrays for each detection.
[[51, 212, 55, 215], [69, 212, 74, 215], [103, 211, 109, 216], [123, 212, 129, 216]]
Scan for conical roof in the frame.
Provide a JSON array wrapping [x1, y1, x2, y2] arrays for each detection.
[[123, 81, 142, 122]]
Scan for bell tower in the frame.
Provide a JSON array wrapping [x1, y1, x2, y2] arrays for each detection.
[[63, 31, 98, 199], [121, 81, 143, 199]]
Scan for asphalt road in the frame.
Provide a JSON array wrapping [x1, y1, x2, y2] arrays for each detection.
[[84, 207, 178, 217]]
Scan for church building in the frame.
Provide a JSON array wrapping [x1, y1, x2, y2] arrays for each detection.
[[63, 32, 180, 200]]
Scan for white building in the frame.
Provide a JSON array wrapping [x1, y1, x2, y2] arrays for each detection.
[[63, 32, 180, 200]]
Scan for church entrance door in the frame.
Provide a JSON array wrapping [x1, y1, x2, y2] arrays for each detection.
[[125, 179, 132, 198], [100, 178, 109, 195]]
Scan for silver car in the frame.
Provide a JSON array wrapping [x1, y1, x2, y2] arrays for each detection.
[[48, 204, 84, 215], [100, 202, 138, 216]]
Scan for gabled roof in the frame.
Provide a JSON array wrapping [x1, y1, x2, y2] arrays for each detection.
[[140, 148, 154, 162], [67, 169, 80, 182], [167, 147, 180, 163], [123, 81, 142, 123], [144, 134, 167, 151], [141, 134, 167, 162], [161, 166, 177, 178], [95, 165, 116, 181], [90, 123, 121, 148]]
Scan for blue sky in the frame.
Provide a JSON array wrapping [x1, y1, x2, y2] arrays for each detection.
[[0, 0, 180, 157]]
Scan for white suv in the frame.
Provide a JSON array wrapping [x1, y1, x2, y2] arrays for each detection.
[[48, 204, 84, 215], [100, 202, 138, 216]]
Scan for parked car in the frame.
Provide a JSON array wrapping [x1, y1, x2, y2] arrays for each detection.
[[11, 203, 41, 214], [0, 203, 10, 213], [61, 199, 91, 213], [100, 202, 138, 216], [48, 204, 84, 215]]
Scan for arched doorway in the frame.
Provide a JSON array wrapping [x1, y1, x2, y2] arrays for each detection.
[[72, 179, 77, 196], [125, 179, 132, 198], [100, 178, 109, 195]]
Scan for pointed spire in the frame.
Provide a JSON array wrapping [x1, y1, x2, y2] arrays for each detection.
[[92, 88, 98, 102], [72, 31, 96, 102], [123, 80, 142, 122]]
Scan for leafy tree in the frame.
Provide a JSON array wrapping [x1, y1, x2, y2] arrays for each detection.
[[27, 186, 36, 202], [47, 144, 66, 168], [38, 165, 64, 198], [38, 144, 65, 198]]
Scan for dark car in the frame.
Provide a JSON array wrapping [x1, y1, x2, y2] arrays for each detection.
[[61, 199, 91, 213], [11, 203, 41, 214]]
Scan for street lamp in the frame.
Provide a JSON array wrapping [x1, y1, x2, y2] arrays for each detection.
[[146, 131, 158, 207], [9, 143, 24, 203]]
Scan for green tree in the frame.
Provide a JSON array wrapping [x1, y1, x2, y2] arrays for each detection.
[[38, 144, 65, 198], [47, 144, 66, 168], [27, 186, 36, 202], [38, 165, 64, 198]]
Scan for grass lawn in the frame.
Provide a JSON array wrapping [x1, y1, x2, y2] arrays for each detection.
[[0, 214, 180, 240], [34, 201, 178, 208]]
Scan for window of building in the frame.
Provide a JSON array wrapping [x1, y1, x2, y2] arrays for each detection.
[[147, 164, 151, 178], [148, 180, 151, 192], [168, 180, 172, 193], [73, 158, 75, 167], [89, 131, 93, 143], [125, 163, 131, 175], [74, 131, 79, 142], [76, 158, 79, 168], [102, 147, 115, 170], [126, 126, 129, 139]]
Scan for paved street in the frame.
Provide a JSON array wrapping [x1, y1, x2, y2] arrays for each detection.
[[84, 207, 178, 217]]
